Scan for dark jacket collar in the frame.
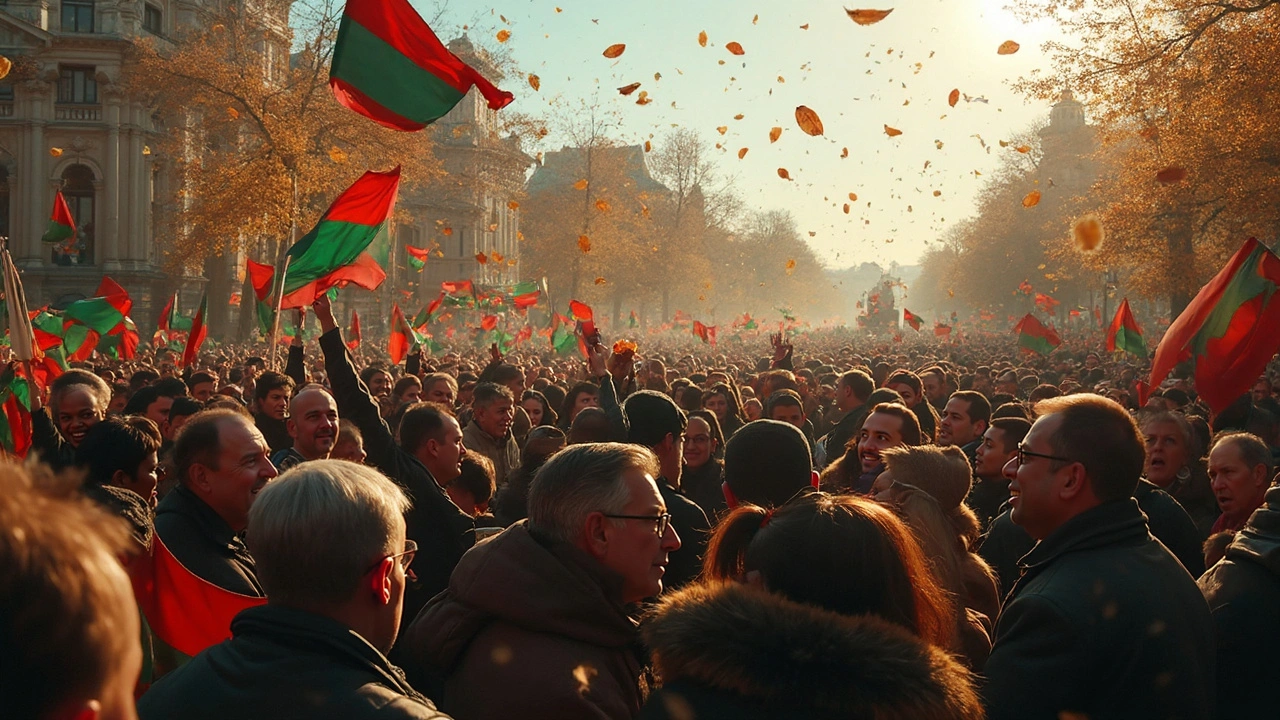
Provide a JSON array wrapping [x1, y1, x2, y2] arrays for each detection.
[[1019, 499, 1150, 575], [160, 483, 245, 554]]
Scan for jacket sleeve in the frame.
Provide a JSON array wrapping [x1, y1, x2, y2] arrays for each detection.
[[405, 346, 422, 378], [597, 375, 630, 442], [319, 327, 398, 470], [982, 594, 1086, 720], [284, 345, 306, 387], [31, 407, 70, 466]]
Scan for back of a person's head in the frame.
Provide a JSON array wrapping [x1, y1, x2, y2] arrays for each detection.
[[168, 396, 204, 423], [527, 442, 659, 544], [153, 377, 189, 398], [0, 462, 137, 719], [1034, 393, 1144, 502], [247, 460, 409, 606], [838, 369, 875, 402], [624, 390, 687, 447], [724, 420, 813, 507], [397, 401, 453, 454], [568, 406, 613, 444], [121, 385, 161, 417], [452, 454, 497, 506], [703, 492, 954, 650], [75, 417, 162, 487], [866, 387, 904, 408]]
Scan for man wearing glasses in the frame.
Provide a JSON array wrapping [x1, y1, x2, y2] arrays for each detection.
[[983, 394, 1214, 720], [405, 443, 680, 720], [140, 460, 450, 719]]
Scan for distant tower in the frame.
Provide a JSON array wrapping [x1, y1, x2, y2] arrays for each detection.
[[1037, 90, 1097, 193]]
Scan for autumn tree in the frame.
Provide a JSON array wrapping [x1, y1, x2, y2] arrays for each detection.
[[128, 0, 440, 335]]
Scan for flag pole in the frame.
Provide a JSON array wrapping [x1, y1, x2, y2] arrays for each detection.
[[271, 171, 299, 370]]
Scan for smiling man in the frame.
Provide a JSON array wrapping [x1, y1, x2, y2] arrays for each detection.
[[272, 388, 340, 471], [984, 394, 1213, 720], [852, 402, 922, 494], [462, 383, 520, 484], [154, 409, 279, 595]]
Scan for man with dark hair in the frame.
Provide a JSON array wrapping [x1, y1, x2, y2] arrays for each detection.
[[76, 416, 163, 507], [165, 396, 204, 443], [154, 409, 278, 595], [123, 380, 186, 429], [984, 394, 1214, 720], [462, 382, 520, 484], [847, 402, 922, 494], [480, 361, 532, 444], [819, 369, 874, 468], [447, 455, 497, 518], [938, 390, 991, 462], [130, 368, 160, 391], [765, 389, 806, 429], [968, 417, 1029, 530], [886, 369, 939, 442], [313, 295, 474, 622], [271, 388, 340, 471], [253, 371, 295, 454], [921, 365, 955, 412], [186, 371, 218, 402], [724, 419, 816, 508]]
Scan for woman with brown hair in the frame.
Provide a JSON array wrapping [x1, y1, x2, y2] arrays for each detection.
[[641, 493, 981, 719], [702, 382, 746, 439]]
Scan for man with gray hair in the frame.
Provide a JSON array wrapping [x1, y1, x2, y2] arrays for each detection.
[[462, 382, 520, 483], [405, 443, 680, 719], [139, 460, 452, 719]]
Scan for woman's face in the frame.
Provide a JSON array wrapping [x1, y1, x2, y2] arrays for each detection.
[[1144, 420, 1189, 488], [703, 392, 729, 421], [55, 386, 105, 447], [571, 390, 599, 420], [522, 397, 544, 426], [682, 417, 716, 470]]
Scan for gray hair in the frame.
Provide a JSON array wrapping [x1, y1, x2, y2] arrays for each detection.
[[528, 442, 659, 544], [247, 460, 411, 605], [1210, 432, 1274, 477]]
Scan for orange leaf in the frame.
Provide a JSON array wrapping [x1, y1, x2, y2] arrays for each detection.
[[328, 147, 348, 164], [841, 147, 849, 158], [716, 126, 727, 135], [698, 30, 707, 47], [884, 125, 902, 137], [594, 277, 607, 285], [738, 147, 748, 159], [573, 179, 588, 190], [603, 43, 626, 58], [1072, 215, 1105, 252], [1016, 145, 1031, 153], [618, 82, 641, 95], [933, 190, 942, 196], [528, 74, 541, 91], [496, 29, 511, 43], [777, 168, 792, 180], [843, 203, 850, 214], [635, 91, 652, 105], [0, 56, 12, 81], [644, 140, 652, 152], [769, 127, 782, 143], [595, 199, 611, 212], [476, 252, 488, 265], [613, 339, 638, 354], [846, 8, 894, 25], [800, 23, 809, 29], [849, 192, 858, 201], [492, 252, 505, 263], [785, 259, 797, 274], [725, 41, 745, 55], [1022, 190, 1041, 208], [578, 235, 592, 253], [1156, 166, 1188, 184], [948, 88, 960, 107], [997, 40, 1020, 55], [227, 107, 240, 120], [508, 200, 520, 210], [442, 227, 453, 236], [795, 105, 824, 136]]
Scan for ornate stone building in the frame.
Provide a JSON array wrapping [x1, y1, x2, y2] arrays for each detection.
[[1037, 89, 1098, 194]]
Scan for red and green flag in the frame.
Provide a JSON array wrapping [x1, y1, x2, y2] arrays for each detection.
[[550, 313, 576, 355], [389, 303, 422, 365], [413, 292, 445, 329], [41, 191, 76, 244], [510, 281, 540, 309], [280, 168, 400, 309], [406, 245, 429, 271], [903, 308, 923, 331], [629, 310, 639, 329], [247, 259, 276, 337], [693, 321, 717, 347], [1013, 313, 1061, 355], [181, 292, 208, 368], [1147, 237, 1280, 412], [347, 309, 362, 351], [0, 364, 32, 458], [1106, 298, 1146, 357], [329, 0, 514, 132], [480, 314, 499, 331]]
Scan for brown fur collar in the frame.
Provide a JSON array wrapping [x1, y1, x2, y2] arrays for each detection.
[[642, 582, 981, 718]]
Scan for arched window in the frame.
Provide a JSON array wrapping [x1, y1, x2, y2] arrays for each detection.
[[52, 164, 95, 266]]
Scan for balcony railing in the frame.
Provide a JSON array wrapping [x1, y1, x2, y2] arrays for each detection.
[[55, 104, 102, 122]]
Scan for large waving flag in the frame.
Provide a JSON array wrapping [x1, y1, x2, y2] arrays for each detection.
[[330, 0, 513, 131], [40, 191, 76, 244], [1106, 298, 1146, 357], [181, 292, 209, 368], [280, 168, 400, 308], [413, 292, 445, 330], [246, 258, 276, 337], [1148, 238, 1280, 412], [1013, 313, 1061, 355]]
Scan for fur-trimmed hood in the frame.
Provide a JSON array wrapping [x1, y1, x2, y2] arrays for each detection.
[[642, 582, 982, 720]]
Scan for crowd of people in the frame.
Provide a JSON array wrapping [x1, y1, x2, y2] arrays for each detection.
[[5, 292, 1280, 719]]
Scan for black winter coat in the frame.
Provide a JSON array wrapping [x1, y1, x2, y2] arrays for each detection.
[[1198, 485, 1280, 720], [153, 483, 262, 596], [138, 605, 450, 719], [983, 499, 1215, 720]]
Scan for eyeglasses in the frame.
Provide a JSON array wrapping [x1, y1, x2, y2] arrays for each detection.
[[603, 512, 672, 537], [683, 434, 711, 446], [1016, 445, 1073, 466], [365, 539, 417, 581]]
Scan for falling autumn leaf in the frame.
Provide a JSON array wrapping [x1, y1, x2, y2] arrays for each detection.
[[846, 8, 894, 25], [442, 227, 453, 236], [795, 105, 824, 136], [800, 23, 810, 29], [733, 113, 744, 120], [1016, 145, 1031, 153], [884, 125, 903, 137], [933, 190, 942, 196], [849, 192, 858, 201], [1156, 166, 1188, 184], [578, 235, 592, 252], [508, 201, 520, 210], [716, 126, 727, 135], [328, 146, 348, 164], [476, 252, 488, 264], [843, 204, 850, 214], [618, 82, 641, 96], [635, 91, 652, 105], [738, 148, 749, 159], [528, 74, 541, 91], [1073, 215, 1105, 252], [595, 199, 611, 212], [948, 88, 960, 107], [725, 41, 745, 55], [1022, 190, 1042, 208], [841, 147, 849, 158], [997, 40, 1020, 55], [49, 147, 63, 157], [227, 107, 239, 120], [698, 30, 708, 47], [785, 259, 797, 274], [492, 252, 505, 263], [496, 29, 511, 43], [603, 43, 626, 58], [573, 179, 588, 190], [594, 277, 607, 285], [0, 56, 11, 80], [644, 140, 652, 152], [777, 168, 792, 180], [769, 127, 782, 143]]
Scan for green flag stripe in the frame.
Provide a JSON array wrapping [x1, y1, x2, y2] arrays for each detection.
[[1114, 326, 1146, 356], [330, 19, 466, 127], [286, 219, 386, 292]]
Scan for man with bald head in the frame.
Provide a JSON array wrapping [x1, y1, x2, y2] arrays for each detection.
[[271, 387, 340, 471]]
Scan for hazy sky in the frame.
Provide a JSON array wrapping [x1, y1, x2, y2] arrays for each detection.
[[428, 0, 1069, 271]]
